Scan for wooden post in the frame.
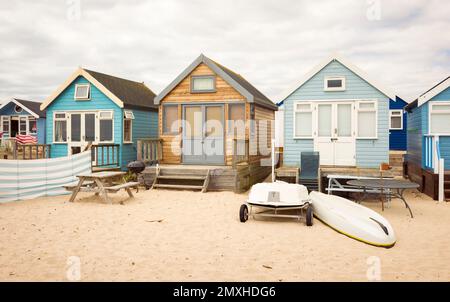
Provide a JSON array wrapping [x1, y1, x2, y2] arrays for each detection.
[[137, 140, 142, 161], [439, 158, 445, 202]]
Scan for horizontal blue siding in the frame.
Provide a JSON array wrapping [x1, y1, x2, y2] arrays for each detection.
[[439, 137, 450, 170], [389, 98, 407, 151], [121, 109, 158, 169], [0, 102, 34, 116], [37, 118, 46, 144], [406, 106, 423, 167], [283, 59, 389, 168]]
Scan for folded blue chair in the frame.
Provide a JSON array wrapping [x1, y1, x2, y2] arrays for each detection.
[[299, 152, 320, 192]]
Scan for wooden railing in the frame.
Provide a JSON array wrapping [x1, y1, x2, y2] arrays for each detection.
[[137, 138, 162, 165], [232, 138, 249, 168], [91, 144, 120, 168], [11, 143, 51, 160]]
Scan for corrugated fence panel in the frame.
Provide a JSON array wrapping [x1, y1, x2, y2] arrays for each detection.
[[0, 151, 91, 203]]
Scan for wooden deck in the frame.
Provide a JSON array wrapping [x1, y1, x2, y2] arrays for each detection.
[[138, 162, 271, 193]]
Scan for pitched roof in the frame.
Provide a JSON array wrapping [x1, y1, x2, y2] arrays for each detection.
[[155, 54, 277, 110], [405, 76, 450, 112], [0, 98, 45, 118], [41, 68, 157, 111], [279, 53, 396, 102]]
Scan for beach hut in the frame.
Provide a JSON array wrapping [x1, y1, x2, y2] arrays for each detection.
[[40, 68, 158, 170], [404, 76, 450, 200], [141, 54, 278, 192], [276, 54, 397, 181], [0, 98, 46, 144], [388, 96, 408, 175]]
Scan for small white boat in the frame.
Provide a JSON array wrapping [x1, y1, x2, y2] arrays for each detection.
[[310, 191, 396, 248], [240, 182, 313, 226]]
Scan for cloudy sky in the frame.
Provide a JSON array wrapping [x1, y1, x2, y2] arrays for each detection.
[[0, 0, 449, 104]]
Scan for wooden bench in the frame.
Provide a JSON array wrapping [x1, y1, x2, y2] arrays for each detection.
[[104, 182, 140, 197], [64, 181, 95, 191]]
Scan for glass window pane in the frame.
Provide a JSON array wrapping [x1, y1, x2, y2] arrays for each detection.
[[55, 120, 67, 142], [71, 114, 81, 142], [206, 106, 222, 137], [391, 116, 402, 129], [124, 119, 132, 142], [338, 104, 352, 137], [359, 102, 375, 109], [430, 113, 450, 134], [185, 106, 202, 138], [432, 104, 450, 111], [75, 85, 89, 99], [358, 111, 376, 137], [295, 112, 312, 137], [55, 113, 65, 119], [2, 119, 9, 133], [85, 114, 96, 141], [163, 106, 178, 134], [99, 112, 112, 119], [192, 77, 215, 91], [296, 104, 311, 111], [229, 104, 245, 121], [327, 79, 342, 88], [100, 120, 113, 141], [318, 104, 332, 137], [28, 119, 37, 134]]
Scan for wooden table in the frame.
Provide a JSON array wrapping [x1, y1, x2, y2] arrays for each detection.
[[347, 179, 419, 218], [68, 171, 138, 204]]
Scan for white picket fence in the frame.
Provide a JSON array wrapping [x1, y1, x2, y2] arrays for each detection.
[[0, 151, 91, 203]]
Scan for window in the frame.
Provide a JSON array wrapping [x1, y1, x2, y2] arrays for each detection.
[[163, 105, 178, 134], [324, 76, 346, 91], [228, 104, 245, 135], [54, 113, 67, 142], [74, 84, 90, 100], [19, 117, 27, 135], [28, 117, 37, 135], [123, 110, 134, 143], [389, 110, 403, 130], [1, 116, 10, 135], [14, 105, 23, 113], [294, 103, 313, 138], [357, 101, 377, 138], [429, 102, 450, 135], [191, 76, 216, 93], [99, 111, 113, 142]]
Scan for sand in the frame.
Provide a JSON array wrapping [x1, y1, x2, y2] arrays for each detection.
[[0, 188, 449, 281]]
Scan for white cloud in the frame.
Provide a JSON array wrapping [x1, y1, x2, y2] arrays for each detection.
[[0, 0, 448, 103]]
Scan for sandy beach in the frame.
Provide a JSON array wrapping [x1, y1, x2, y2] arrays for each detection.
[[0, 188, 449, 281]]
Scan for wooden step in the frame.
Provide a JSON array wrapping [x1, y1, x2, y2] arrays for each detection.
[[152, 184, 204, 190], [157, 175, 206, 180]]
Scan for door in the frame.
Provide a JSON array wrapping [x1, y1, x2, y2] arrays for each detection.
[[314, 102, 355, 166], [182, 104, 225, 165], [68, 112, 97, 155]]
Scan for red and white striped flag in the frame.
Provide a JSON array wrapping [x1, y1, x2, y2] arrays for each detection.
[[15, 134, 37, 145]]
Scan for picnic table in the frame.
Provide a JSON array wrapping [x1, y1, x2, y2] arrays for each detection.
[[347, 179, 419, 218], [66, 171, 139, 204]]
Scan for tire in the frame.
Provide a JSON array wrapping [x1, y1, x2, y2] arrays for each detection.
[[239, 204, 249, 223], [306, 205, 314, 227]]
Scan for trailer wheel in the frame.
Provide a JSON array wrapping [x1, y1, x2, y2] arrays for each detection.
[[306, 206, 314, 227], [239, 204, 249, 223]]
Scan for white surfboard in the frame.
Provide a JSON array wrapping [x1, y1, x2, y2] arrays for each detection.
[[310, 191, 396, 248]]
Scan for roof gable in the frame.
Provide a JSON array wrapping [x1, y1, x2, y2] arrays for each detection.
[[0, 98, 45, 118], [280, 54, 396, 101], [155, 54, 277, 110], [417, 76, 450, 107], [41, 68, 156, 111]]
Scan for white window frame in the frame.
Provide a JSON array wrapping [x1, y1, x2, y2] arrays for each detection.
[[53, 112, 68, 143], [1, 116, 10, 135], [19, 116, 28, 135], [356, 101, 378, 139], [98, 111, 114, 143], [28, 116, 37, 135], [191, 75, 216, 93], [324, 76, 346, 92], [74, 84, 91, 100], [14, 105, 23, 114], [123, 110, 134, 144], [389, 110, 403, 130], [429, 101, 450, 136], [293, 102, 314, 139]]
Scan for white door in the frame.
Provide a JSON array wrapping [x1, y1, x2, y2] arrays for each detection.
[[314, 102, 355, 166], [68, 112, 97, 155], [316, 104, 334, 165]]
